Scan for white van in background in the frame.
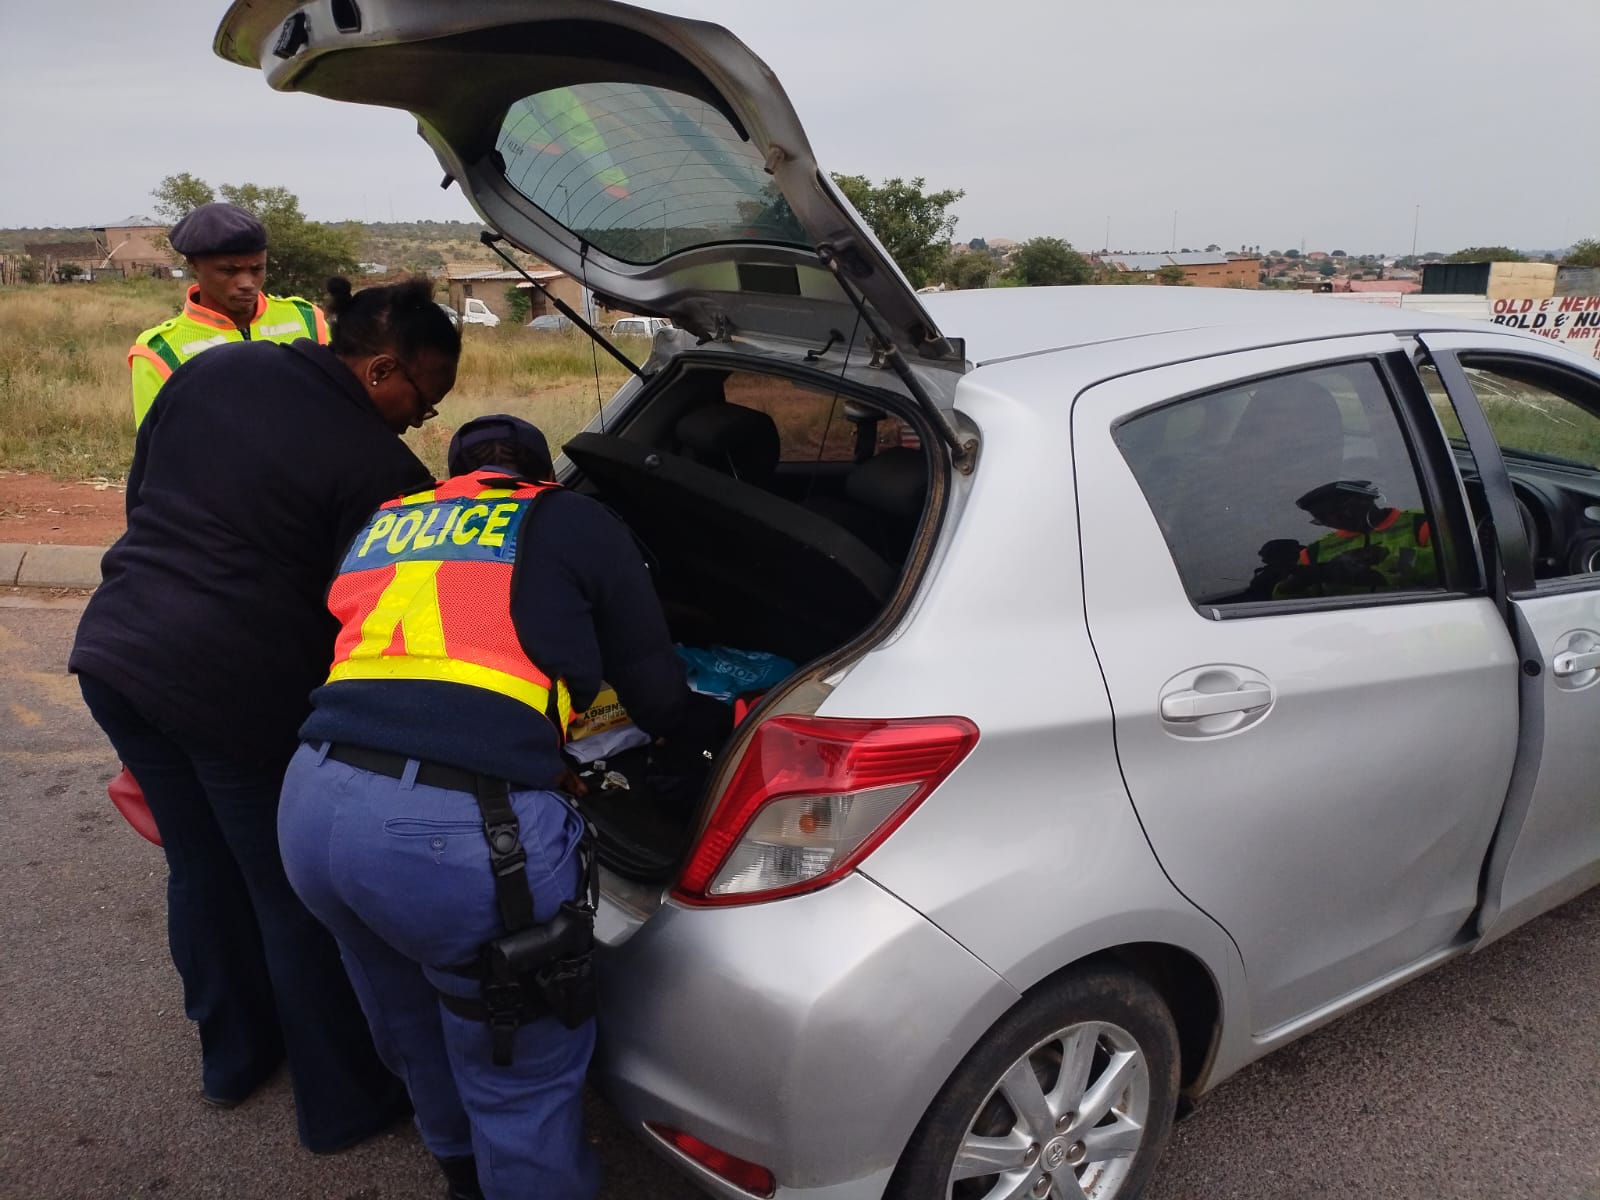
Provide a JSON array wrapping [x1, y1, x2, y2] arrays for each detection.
[[460, 297, 501, 327]]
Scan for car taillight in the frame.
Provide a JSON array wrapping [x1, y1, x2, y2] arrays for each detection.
[[673, 714, 979, 905], [646, 1123, 776, 1197]]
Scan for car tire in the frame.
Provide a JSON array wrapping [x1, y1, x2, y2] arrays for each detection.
[[886, 965, 1180, 1200]]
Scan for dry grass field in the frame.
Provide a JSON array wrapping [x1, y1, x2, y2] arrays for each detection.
[[0, 280, 634, 481]]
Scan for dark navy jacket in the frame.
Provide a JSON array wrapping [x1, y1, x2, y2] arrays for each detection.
[[70, 340, 433, 763], [300, 477, 693, 789]]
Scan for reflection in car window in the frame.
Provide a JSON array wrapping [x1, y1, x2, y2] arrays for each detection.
[[495, 82, 809, 265], [1114, 362, 1442, 607]]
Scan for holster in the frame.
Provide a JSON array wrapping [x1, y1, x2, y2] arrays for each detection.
[[437, 774, 598, 1066]]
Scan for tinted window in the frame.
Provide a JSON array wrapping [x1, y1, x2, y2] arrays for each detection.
[[495, 82, 808, 265], [1115, 362, 1442, 607], [722, 374, 862, 463]]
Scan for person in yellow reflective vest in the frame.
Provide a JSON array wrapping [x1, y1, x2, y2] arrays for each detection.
[[128, 202, 328, 428], [1273, 479, 1439, 598]]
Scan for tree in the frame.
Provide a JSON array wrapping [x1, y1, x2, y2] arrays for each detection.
[[1006, 237, 1093, 287], [1318, 261, 1338, 277], [506, 285, 531, 324], [17, 256, 43, 284], [1330, 249, 1348, 258], [150, 174, 360, 298], [59, 263, 86, 281], [828, 174, 964, 288], [1565, 238, 1600, 267], [1284, 249, 1302, 260], [944, 251, 995, 290], [1155, 264, 1188, 286], [1205, 243, 1221, 253], [152, 172, 216, 222], [1447, 246, 1526, 263]]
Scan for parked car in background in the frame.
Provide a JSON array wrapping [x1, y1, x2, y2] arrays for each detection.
[[611, 315, 673, 338], [459, 296, 500, 327], [526, 313, 573, 332], [219, 2, 1600, 1197], [435, 302, 462, 329]]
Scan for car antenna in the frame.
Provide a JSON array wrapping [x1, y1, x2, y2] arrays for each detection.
[[477, 231, 641, 395]]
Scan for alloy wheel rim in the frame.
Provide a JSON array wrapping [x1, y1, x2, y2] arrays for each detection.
[[946, 1020, 1150, 1200]]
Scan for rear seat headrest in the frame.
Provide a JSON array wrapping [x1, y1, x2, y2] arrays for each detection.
[[845, 447, 926, 518], [674, 404, 781, 487]]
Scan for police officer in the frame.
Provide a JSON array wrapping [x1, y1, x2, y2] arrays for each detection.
[[1274, 479, 1437, 597], [278, 415, 729, 1200], [129, 201, 328, 428], [73, 277, 458, 1153]]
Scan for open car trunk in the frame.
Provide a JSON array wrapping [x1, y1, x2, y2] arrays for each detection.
[[555, 353, 942, 882]]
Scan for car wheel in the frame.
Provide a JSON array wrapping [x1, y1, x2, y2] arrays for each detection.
[[886, 966, 1180, 1200]]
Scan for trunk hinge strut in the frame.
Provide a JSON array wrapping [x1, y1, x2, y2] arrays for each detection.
[[816, 244, 976, 473], [479, 231, 642, 379]]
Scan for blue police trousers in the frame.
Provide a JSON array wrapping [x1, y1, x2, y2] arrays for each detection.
[[76, 675, 406, 1151], [278, 742, 600, 1200]]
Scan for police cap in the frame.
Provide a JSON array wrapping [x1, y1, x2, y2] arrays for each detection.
[[168, 202, 268, 258], [448, 414, 555, 480], [1296, 479, 1382, 512]]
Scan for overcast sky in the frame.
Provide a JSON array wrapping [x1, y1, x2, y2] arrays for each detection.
[[3, 0, 1595, 255]]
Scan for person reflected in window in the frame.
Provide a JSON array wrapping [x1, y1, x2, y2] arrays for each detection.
[[1271, 480, 1436, 598]]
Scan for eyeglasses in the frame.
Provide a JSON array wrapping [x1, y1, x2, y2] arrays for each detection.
[[394, 360, 439, 423]]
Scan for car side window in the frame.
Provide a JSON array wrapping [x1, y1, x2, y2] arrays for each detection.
[[1114, 361, 1443, 608], [1448, 357, 1600, 581]]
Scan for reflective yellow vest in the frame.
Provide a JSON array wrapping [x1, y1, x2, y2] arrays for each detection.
[[128, 286, 328, 428]]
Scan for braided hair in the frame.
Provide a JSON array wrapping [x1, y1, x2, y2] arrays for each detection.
[[325, 275, 461, 363]]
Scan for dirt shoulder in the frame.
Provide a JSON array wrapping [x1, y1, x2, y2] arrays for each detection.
[[0, 470, 126, 546]]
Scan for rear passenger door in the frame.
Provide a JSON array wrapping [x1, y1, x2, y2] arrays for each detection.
[[1418, 333, 1600, 941], [1074, 337, 1520, 1036]]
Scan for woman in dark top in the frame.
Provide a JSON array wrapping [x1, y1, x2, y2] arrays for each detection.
[[69, 276, 459, 1153]]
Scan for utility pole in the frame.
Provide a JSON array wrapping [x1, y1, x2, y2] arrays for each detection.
[[1171, 210, 1178, 253], [1411, 204, 1420, 258], [1104, 216, 1110, 253]]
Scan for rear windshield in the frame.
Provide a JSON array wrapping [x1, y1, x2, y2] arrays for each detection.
[[495, 81, 809, 265]]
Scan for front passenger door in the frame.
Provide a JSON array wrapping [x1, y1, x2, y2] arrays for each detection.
[[1420, 333, 1600, 940]]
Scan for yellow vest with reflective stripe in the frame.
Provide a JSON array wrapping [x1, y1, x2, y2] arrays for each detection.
[[128, 288, 327, 428]]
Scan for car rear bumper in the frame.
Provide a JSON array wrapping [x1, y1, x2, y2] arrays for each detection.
[[592, 871, 1018, 1197]]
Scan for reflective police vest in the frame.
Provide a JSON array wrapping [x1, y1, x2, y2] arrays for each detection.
[[128, 287, 328, 429], [1295, 508, 1436, 594], [323, 471, 574, 736]]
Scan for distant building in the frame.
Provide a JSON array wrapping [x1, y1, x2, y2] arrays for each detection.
[[1422, 261, 1558, 300], [22, 240, 101, 281], [444, 262, 597, 323], [1098, 251, 1258, 289], [93, 216, 175, 277], [1347, 279, 1421, 294]]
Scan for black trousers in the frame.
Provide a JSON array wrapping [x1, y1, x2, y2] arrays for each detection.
[[77, 673, 405, 1152]]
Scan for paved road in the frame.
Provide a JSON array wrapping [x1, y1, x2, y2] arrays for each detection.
[[2, 594, 1597, 1200]]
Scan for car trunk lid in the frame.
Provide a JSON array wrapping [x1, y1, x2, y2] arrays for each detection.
[[214, 0, 964, 386]]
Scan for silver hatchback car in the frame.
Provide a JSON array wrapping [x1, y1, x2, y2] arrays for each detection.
[[218, 3, 1600, 1197]]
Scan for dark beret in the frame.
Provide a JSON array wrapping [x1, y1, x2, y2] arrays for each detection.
[[169, 202, 267, 257], [448, 414, 555, 480]]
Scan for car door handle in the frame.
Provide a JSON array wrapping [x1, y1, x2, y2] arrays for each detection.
[[1159, 685, 1273, 720], [1552, 649, 1600, 676]]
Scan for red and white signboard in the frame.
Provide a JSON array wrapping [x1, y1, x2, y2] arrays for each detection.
[[1489, 295, 1600, 361]]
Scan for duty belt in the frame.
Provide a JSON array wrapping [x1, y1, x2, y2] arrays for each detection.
[[322, 742, 598, 1063]]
